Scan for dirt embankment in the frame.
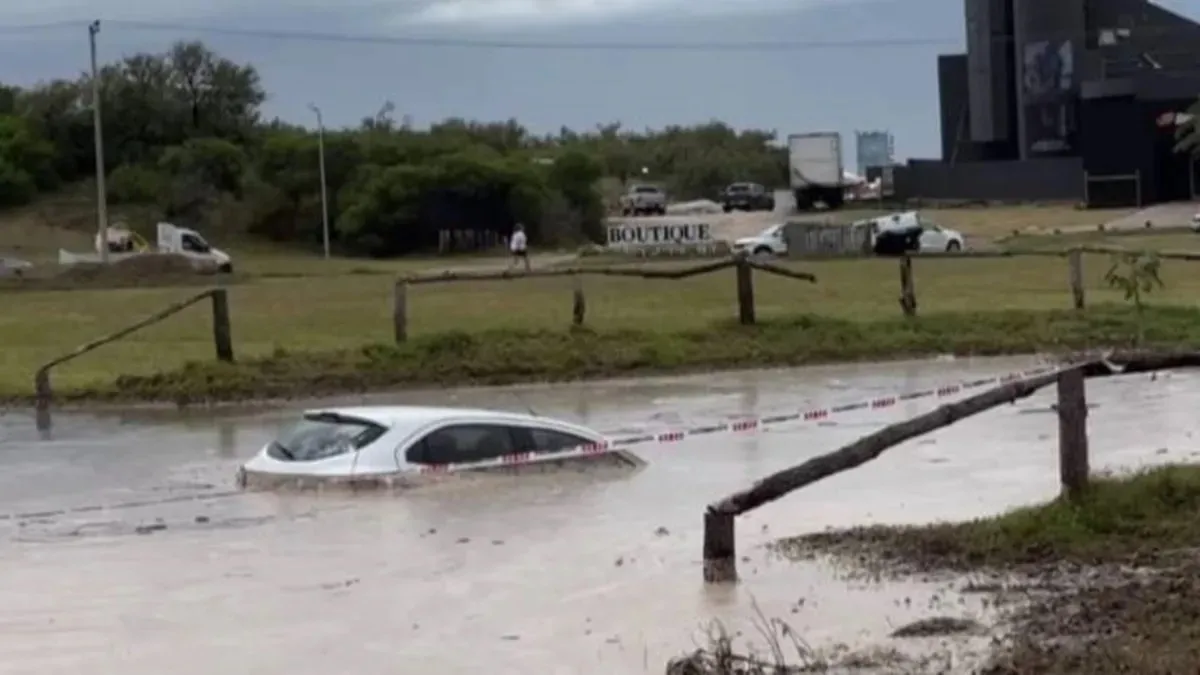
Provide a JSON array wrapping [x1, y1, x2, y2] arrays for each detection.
[[0, 254, 233, 291], [772, 465, 1200, 674]]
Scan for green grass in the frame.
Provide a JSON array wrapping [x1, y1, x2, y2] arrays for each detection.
[[1002, 228, 1200, 252], [13, 304, 1200, 403], [777, 466, 1200, 674], [6, 247, 1200, 394], [0, 200, 1192, 402], [779, 465, 1200, 570]]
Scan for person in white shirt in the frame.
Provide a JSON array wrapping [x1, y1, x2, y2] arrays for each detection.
[[508, 223, 530, 271]]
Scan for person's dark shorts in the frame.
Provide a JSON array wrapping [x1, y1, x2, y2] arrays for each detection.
[[512, 250, 527, 258]]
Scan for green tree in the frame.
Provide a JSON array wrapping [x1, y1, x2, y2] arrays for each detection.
[[0, 39, 789, 256], [1104, 250, 1164, 345]]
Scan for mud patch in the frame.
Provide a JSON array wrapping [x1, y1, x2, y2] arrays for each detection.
[[890, 616, 987, 638], [665, 618, 972, 674], [979, 560, 1200, 674], [774, 465, 1200, 673], [1, 254, 238, 291]]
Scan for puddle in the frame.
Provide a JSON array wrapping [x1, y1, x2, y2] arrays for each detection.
[[1, 355, 1195, 673]]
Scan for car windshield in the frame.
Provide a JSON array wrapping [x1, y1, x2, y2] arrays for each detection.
[[633, 186, 659, 194], [268, 412, 387, 462], [181, 233, 210, 253], [726, 184, 752, 193], [760, 225, 782, 238]]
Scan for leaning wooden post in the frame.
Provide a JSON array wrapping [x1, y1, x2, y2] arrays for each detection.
[[1056, 367, 1089, 500], [571, 274, 586, 327], [735, 255, 755, 325], [702, 507, 737, 583], [1067, 248, 1085, 310], [898, 254, 917, 317], [394, 279, 408, 343], [209, 289, 234, 362]]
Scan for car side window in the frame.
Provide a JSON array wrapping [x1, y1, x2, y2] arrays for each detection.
[[529, 428, 594, 454], [406, 424, 518, 465]]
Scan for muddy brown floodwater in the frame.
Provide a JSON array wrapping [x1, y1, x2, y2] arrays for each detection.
[[2, 356, 1198, 674]]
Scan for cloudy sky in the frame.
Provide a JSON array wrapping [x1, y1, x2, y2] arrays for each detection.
[[1, 0, 1199, 162]]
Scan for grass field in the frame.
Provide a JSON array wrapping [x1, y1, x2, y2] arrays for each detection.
[[3, 200, 1197, 401], [6, 233, 1200, 399], [826, 203, 1134, 239]]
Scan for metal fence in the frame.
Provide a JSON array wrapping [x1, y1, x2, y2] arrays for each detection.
[[782, 221, 872, 256]]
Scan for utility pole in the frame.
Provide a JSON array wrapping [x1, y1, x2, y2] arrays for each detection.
[[89, 20, 109, 263], [308, 104, 331, 259]]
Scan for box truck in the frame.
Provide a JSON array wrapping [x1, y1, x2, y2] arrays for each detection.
[[788, 132, 846, 211]]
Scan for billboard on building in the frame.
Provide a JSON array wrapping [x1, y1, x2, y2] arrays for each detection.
[[854, 131, 895, 175], [1013, 0, 1084, 157]]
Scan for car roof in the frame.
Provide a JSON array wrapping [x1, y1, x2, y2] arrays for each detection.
[[301, 405, 601, 436]]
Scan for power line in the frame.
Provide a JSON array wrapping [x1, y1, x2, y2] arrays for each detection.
[[8, 16, 1200, 52], [101, 19, 960, 51], [0, 20, 85, 33]]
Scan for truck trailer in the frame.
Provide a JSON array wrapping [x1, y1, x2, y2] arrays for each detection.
[[788, 132, 846, 211]]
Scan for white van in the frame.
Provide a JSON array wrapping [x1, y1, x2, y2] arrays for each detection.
[[61, 223, 233, 272]]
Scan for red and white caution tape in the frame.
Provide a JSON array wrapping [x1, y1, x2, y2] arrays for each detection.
[[413, 364, 1060, 475]]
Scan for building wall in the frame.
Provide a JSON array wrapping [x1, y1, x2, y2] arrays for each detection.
[[937, 54, 971, 162], [892, 157, 1083, 201], [1080, 93, 1198, 205], [965, 0, 1016, 143]]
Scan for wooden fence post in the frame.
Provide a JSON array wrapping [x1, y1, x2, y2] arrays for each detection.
[[702, 508, 737, 583], [898, 254, 917, 317], [1057, 367, 1090, 500], [209, 289, 233, 362], [34, 368, 51, 431], [572, 274, 586, 327], [1068, 248, 1085, 310], [394, 280, 408, 343], [735, 256, 755, 325]]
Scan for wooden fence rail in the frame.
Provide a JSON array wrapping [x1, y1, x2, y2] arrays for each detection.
[[700, 350, 1200, 583], [392, 256, 818, 342], [33, 288, 233, 430], [395, 242, 1197, 338], [893, 243, 1199, 317]]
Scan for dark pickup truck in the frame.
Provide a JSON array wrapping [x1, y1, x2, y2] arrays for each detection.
[[720, 182, 775, 212]]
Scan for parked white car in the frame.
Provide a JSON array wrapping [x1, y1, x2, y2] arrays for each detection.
[[731, 211, 965, 257], [238, 406, 642, 488], [915, 221, 966, 252], [731, 224, 788, 257], [1191, 211, 1200, 231]]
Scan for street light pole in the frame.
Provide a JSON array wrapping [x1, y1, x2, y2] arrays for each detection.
[[308, 103, 331, 260], [89, 20, 109, 263]]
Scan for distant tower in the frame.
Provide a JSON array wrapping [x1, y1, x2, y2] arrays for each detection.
[[854, 130, 896, 174]]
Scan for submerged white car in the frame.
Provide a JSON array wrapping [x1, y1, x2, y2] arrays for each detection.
[[238, 406, 639, 488]]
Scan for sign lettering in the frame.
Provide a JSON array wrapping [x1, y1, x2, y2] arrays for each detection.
[[606, 222, 712, 248]]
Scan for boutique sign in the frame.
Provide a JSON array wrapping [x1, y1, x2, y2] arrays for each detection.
[[606, 222, 713, 249]]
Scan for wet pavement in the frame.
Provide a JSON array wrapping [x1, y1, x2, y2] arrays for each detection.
[[1, 355, 1197, 674]]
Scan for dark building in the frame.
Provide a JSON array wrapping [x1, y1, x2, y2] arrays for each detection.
[[893, 0, 1200, 206]]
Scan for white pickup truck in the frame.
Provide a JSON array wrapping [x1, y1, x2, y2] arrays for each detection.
[[59, 222, 233, 273]]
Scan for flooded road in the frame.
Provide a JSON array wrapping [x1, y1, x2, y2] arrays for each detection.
[[1, 356, 1197, 674]]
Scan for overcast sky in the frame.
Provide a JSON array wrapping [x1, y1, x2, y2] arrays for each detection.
[[1, 0, 1199, 162]]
